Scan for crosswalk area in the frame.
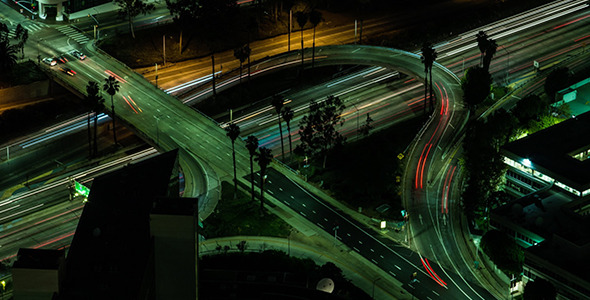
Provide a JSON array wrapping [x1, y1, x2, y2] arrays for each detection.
[[56, 25, 90, 44], [7, 23, 48, 39]]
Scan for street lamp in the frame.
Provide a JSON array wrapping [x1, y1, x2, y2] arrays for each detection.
[[88, 14, 99, 41], [1, 280, 5, 300], [155, 63, 159, 88]]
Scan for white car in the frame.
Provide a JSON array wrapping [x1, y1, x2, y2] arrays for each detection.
[[70, 50, 86, 60], [42, 57, 57, 66]]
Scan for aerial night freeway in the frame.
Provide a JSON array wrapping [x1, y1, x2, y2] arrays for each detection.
[[1, 0, 589, 299]]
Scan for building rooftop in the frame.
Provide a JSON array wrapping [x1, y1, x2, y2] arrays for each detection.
[[502, 111, 590, 192], [57, 150, 179, 299], [13, 248, 65, 270]]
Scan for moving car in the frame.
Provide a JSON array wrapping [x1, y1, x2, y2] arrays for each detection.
[[59, 67, 77, 76], [42, 57, 57, 66], [70, 50, 86, 60], [57, 54, 68, 63]]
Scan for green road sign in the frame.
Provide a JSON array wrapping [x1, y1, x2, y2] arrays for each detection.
[[74, 181, 90, 197]]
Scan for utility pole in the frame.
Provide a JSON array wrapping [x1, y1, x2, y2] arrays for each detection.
[[211, 54, 216, 98], [163, 35, 166, 65], [288, 10, 292, 51]]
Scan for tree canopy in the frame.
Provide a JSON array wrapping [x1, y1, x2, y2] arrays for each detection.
[[524, 278, 557, 300], [480, 230, 524, 275], [462, 66, 492, 112], [544, 67, 570, 102], [114, 0, 155, 38], [513, 94, 548, 126], [296, 95, 346, 167]]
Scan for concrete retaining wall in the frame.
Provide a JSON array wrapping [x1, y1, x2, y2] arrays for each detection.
[[0, 80, 50, 104]]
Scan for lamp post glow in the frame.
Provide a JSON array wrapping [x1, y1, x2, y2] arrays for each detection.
[[522, 158, 531, 167]]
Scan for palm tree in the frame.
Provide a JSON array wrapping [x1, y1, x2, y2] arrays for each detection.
[[0, 39, 18, 74], [420, 43, 435, 113], [483, 38, 497, 72], [103, 76, 120, 146], [255, 147, 273, 215], [245, 135, 259, 202], [309, 10, 322, 68], [233, 45, 250, 85], [19, 30, 28, 59], [281, 106, 294, 159], [89, 82, 105, 156], [85, 81, 103, 157], [14, 24, 28, 59], [476, 31, 489, 67], [271, 94, 285, 159], [295, 11, 308, 69], [428, 46, 438, 111], [225, 123, 241, 198], [84, 82, 95, 157]]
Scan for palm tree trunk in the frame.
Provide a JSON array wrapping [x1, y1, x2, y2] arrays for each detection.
[[429, 66, 434, 112], [232, 142, 237, 199], [179, 30, 183, 56], [259, 170, 265, 215], [278, 116, 284, 159], [111, 96, 117, 145], [300, 29, 304, 69], [312, 26, 316, 68], [250, 156, 255, 202], [93, 114, 99, 156], [424, 70, 428, 114], [287, 123, 292, 160], [129, 16, 135, 39], [87, 112, 92, 157]]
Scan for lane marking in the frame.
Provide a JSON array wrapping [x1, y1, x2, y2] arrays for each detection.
[[353, 247, 360, 252], [395, 265, 401, 270]]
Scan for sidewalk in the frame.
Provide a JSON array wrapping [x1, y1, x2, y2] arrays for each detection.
[[0, 1, 28, 25]]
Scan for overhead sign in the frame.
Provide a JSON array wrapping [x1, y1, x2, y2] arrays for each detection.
[[74, 181, 90, 198]]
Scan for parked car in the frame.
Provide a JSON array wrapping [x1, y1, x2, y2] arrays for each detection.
[[42, 57, 57, 66], [70, 50, 86, 60], [59, 67, 77, 76]]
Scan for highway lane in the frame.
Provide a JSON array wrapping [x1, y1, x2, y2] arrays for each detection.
[[3, 0, 590, 296], [257, 168, 494, 299], [0, 147, 159, 261]]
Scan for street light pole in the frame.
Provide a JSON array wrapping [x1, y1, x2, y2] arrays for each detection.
[[352, 104, 359, 140], [88, 14, 99, 41], [155, 63, 158, 88]]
